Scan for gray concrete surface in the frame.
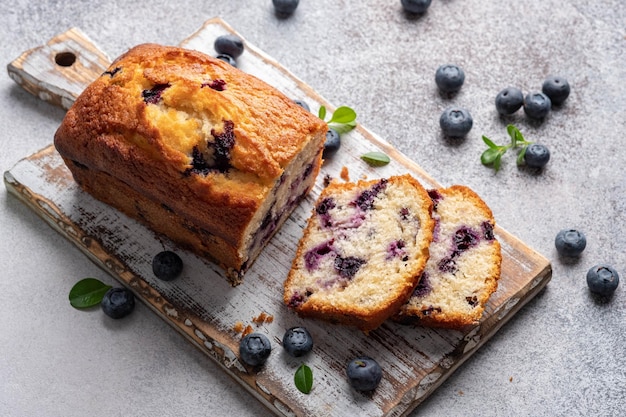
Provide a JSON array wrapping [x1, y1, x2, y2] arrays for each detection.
[[1, 1, 625, 416]]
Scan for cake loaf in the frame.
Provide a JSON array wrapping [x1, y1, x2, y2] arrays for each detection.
[[284, 174, 435, 332], [54, 43, 328, 285], [395, 185, 502, 328]]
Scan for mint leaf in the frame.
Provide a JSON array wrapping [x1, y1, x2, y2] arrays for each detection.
[[481, 148, 501, 166], [482, 135, 499, 149], [319, 105, 357, 134], [329, 120, 357, 134], [516, 145, 529, 165], [361, 151, 391, 167], [481, 125, 535, 172], [294, 364, 313, 394], [328, 106, 357, 124], [507, 124, 525, 146], [318, 105, 327, 121], [69, 278, 112, 309]]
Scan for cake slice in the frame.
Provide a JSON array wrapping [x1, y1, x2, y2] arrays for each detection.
[[284, 174, 435, 332], [395, 185, 502, 328], [54, 44, 327, 285]]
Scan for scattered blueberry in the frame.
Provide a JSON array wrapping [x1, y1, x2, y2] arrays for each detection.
[[440, 106, 473, 137], [323, 129, 341, 158], [586, 264, 620, 297], [542, 76, 570, 106], [239, 333, 272, 367], [523, 92, 551, 119], [152, 251, 183, 281], [214, 34, 245, 59], [523, 143, 550, 168], [495, 87, 524, 115], [555, 229, 587, 257], [101, 287, 135, 319], [293, 99, 310, 112], [346, 356, 383, 392], [273, 0, 299, 14], [435, 64, 465, 93], [282, 327, 314, 357], [401, 0, 432, 14], [216, 54, 237, 67]]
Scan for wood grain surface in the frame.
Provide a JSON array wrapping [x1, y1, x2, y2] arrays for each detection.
[[4, 18, 551, 417]]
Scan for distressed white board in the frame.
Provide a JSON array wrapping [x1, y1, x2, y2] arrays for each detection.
[[5, 18, 551, 417]]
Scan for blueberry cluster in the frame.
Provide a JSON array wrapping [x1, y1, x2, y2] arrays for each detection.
[[214, 34, 245, 67], [435, 64, 473, 138], [495, 76, 570, 119], [554, 229, 620, 297]]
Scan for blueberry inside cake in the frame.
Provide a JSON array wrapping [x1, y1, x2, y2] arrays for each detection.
[[54, 44, 327, 285], [283, 174, 435, 332], [395, 185, 502, 328]]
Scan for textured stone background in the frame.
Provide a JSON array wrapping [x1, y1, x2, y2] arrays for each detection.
[[1, 1, 624, 416]]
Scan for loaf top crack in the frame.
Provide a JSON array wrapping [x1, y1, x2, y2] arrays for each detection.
[[55, 43, 327, 186]]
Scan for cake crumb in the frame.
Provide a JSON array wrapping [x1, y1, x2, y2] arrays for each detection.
[[252, 311, 274, 325], [323, 174, 333, 187], [340, 166, 350, 181], [458, 390, 464, 396], [233, 321, 245, 333], [509, 376, 513, 382], [242, 325, 254, 337]]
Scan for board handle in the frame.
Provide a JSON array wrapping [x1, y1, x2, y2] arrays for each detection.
[[7, 28, 111, 110]]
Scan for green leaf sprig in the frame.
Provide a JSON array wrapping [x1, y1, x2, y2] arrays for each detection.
[[361, 151, 391, 167], [481, 124, 534, 171], [318, 105, 357, 134], [69, 278, 112, 309], [294, 363, 313, 394]]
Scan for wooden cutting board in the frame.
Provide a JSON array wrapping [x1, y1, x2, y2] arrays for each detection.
[[4, 17, 551, 417]]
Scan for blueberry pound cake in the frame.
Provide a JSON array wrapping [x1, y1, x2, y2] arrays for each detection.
[[395, 185, 502, 328], [284, 175, 435, 332], [54, 44, 328, 284]]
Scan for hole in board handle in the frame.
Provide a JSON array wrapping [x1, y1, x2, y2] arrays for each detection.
[[55, 51, 77, 67]]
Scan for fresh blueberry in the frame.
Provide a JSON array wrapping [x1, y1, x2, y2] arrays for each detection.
[[542, 76, 570, 106], [495, 87, 524, 115], [439, 106, 473, 137], [523, 143, 550, 168], [523, 92, 551, 119], [346, 356, 382, 392], [214, 34, 244, 59], [282, 327, 314, 357], [273, 0, 299, 14], [216, 54, 237, 67], [323, 129, 341, 158], [435, 64, 465, 93], [239, 333, 272, 367], [555, 229, 587, 257], [401, 0, 432, 14], [152, 251, 183, 281], [101, 287, 135, 319], [293, 99, 310, 112], [586, 264, 620, 297]]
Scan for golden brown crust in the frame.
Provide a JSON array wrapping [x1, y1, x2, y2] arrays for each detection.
[[54, 44, 327, 281], [284, 174, 435, 332]]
